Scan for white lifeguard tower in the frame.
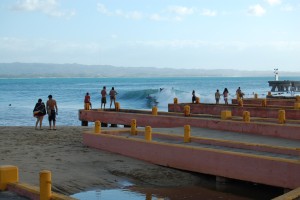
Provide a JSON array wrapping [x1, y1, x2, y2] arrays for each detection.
[[274, 68, 279, 81]]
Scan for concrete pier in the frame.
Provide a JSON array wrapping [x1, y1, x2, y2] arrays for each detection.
[[268, 81, 300, 92]]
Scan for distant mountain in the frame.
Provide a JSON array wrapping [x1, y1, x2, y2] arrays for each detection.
[[0, 62, 299, 78]]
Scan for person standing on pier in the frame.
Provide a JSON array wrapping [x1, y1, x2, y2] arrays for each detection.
[[109, 87, 118, 109], [223, 88, 229, 104], [192, 90, 196, 103], [215, 89, 220, 104], [101, 86, 107, 110]]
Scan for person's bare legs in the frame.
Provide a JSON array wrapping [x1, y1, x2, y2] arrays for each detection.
[[35, 118, 40, 129], [39, 116, 44, 129]]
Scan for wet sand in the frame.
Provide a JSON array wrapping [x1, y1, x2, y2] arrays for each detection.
[[0, 126, 204, 195]]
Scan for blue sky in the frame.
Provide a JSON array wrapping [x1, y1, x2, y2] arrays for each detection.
[[0, 0, 299, 71]]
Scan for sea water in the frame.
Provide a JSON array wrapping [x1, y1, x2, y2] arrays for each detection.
[[1, 76, 299, 126]]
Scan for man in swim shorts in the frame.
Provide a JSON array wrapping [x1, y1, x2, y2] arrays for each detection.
[[101, 86, 107, 110], [46, 95, 58, 130]]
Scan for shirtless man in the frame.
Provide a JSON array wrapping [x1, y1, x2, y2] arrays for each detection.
[[46, 95, 58, 130], [101, 86, 107, 110]]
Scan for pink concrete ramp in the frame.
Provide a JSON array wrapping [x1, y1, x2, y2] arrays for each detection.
[[83, 129, 300, 190], [79, 109, 300, 140]]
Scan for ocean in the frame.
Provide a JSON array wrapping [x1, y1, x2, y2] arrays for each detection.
[[0, 76, 299, 126]]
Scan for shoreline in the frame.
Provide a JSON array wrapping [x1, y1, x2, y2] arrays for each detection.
[[0, 126, 204, 195]]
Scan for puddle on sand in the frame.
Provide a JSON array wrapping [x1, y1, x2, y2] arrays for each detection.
[[71, 184, 282, 200], [71, 176, 283, 200]]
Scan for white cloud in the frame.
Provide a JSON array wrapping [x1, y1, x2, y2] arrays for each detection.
[[96, 3, 112, 16], [265, 0, 282, 6], [167, 6, 194, 16], [248, 4, 266, 16], [201, 9, 217, 17], [12, 0, 75, 19], [96, 3, 143, 20]]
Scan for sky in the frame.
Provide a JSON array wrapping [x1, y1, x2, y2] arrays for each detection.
[[0, 0, 299, 71]]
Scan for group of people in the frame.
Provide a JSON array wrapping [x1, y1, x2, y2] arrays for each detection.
[[33, 95, 58, 130], [100, 86, 118, 110], [192, 87, 243, 105]]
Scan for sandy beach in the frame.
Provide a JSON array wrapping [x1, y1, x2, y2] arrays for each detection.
[[0, 126, 204, 195]]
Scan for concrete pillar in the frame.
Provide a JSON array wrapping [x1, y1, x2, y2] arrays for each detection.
[[184, 105, 190, 117], [115, 102, 120, 111], [278, 110, 286, 124], [174, 98, 178, 104], [145, 126, 152, 141], [40, 170, 52, 200], [94, 121, 101, 133], [152, 106, 158, 116], [0, 165, 19, 191], [131, 119, 137, 135], [221, 110, 232, 120], [243, 111, 250, 123], [184, 125, 191, 143]]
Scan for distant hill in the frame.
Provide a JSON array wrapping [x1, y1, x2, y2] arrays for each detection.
[[0, 62, 299, 78]]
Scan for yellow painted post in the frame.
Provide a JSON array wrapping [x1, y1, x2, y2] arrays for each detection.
[[278, 110, 286, 124], [152, 106, 158, 116], [84, 103, 90, 110], [94, 121, 101, 133], [238, 99, 243, 107], [294, 102, 300, 109], [184, 105, 190, 117], [236, 93, 240, 101], [262, 99, 267, 107], [130, 119, 137, 135], [115, 102, 120, 111], [267, 91, 272, 96], [296, 95, 300, 102], [174, 98, 178, 104], [195, 97, 200, 104], [145, 126, 152, 141], [0, 165, 19, 191], [243, 111, 250, 123], [184, 125, 191, 143], [254, 93, 258, 99], [40, 170, 52, 200], [221, 110, 232, 120]]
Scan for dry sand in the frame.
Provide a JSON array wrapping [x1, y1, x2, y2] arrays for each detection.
[[0, 126, 204, 195]]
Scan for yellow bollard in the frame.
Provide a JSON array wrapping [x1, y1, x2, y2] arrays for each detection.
[[296, 96, 300, 102], [152, 106, 158, 116], [254, 93, 258, 99], [221, 110, 232, 120], [0, 165, 19, 191], [238, 99, 243, 107], [236, 93, 240, 101], [267, 91, 272, 96], [174, 98, 178, 104], [195, 97, 200, 104], [262, 99, 267, 107], [184, 105, 190, 117], [40, 170, 52, 200], [115, 102, 120, 111], [145, 126, 152, 141], [130, 119, 137, 135], [294, 102, 300, 109], [84, 103, 90, 110], [243, 111, 250, 123], [94, 121, 101, 133], [278, 110, 286, 124], [184, 125, 191, 143]]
